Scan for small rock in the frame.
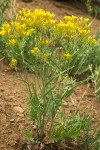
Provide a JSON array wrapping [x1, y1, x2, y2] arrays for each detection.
[[13, 106, 24, 114], [4, 69, 7, 72], [10, 119, 15, 122]]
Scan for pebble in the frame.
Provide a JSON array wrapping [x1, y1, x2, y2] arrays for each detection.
[[10, 119, 15, 122], [13, 106, 24, 114], [4, 69, 7, 72]]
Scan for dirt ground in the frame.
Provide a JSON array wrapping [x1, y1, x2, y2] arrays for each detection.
[[0, 0, 100, 150]]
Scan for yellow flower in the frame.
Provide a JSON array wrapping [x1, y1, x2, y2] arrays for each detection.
[[65, 15, 78, 23], [0, 30, 6, 36], [0, 22, 11, 37], [7, 39, 17, 47], [11, 21, 27, 37], [26, 28, 34, 36], [63, 53, 72, 58], [43, 53, 49, 61], [2, 22, 11, 31], [84, 18, 89, 23], [9, 59, 17, 69], [78, 29, 90, 37], [40, 39, 50, 47], [11, 21, 20, 28], [57, 20, 67, 30], [88, 36, 97, 46], [45, 19, 56, 28], [16, 24, 26, 36], [92, 39, 97, 46], [31, 47, 40, 57]]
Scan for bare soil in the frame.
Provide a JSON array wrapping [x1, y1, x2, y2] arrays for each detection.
[[0, 0, 100, 150]]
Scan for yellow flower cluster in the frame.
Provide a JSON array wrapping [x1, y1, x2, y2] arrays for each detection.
[[54, 15, 91, 40], [0, 9, 97, 48], [54, 20, 67, 36], [11, 21, 34, 38], [0, 22, 11, 37], [65, 16, 90, 32], [31, 47, 49, 61], [0, 9, 56, 50], [0, 8, 97, 69], [17, 8, 56, 29], [54, 20, 77, 38], [9, 59, 17, 68]]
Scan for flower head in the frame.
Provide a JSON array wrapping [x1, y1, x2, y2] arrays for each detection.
[[42, 53, 49, 61], [0, 22, 11, 37], [40, 39, 50, 47], [7, 39, 17, 47], [63, 53, 72, 59], [88, 36, 97, 46], [9, 59, 17, 69], [31, 47, 40, 57]]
